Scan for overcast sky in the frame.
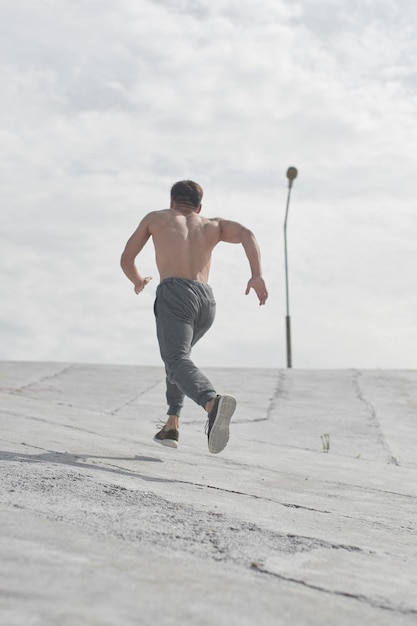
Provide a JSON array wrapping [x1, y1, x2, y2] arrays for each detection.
[[1, 0, 416, 370]]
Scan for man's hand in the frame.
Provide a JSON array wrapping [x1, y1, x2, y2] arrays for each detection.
[[245, 276, 268, 306], [134, 276, 152, 294]]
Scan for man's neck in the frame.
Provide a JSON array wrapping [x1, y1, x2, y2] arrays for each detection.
[[171, 202, 198, 215]]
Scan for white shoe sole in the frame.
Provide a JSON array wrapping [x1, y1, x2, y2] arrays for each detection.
[[208, 395, 236, 454], [153, 436, 178, 449]]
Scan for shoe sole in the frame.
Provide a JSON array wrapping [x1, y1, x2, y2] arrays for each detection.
[[208, 395, 236, 454], [153, 436, 178, 449]]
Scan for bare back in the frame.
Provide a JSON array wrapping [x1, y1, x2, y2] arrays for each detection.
[[147, 208, 221, 282], [121, 199, 268, 304]]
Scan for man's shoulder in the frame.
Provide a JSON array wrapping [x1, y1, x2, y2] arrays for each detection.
[[143, 208, 171, 223], [203, 215, 222, 225], [145, 209, 183, 235], [147, 208, 170, 217]]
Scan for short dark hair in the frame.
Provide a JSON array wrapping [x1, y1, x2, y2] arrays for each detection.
[[170, 180, 203, 208]]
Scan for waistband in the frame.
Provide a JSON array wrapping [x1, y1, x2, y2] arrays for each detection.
[[158, 277, 211, 289]]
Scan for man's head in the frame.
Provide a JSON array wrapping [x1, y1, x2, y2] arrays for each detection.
[[170, 180, 203, 211]]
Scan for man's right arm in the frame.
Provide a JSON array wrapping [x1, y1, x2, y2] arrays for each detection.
[[120, 214, 153, 293]]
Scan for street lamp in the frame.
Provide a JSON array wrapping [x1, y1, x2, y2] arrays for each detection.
[[284, 166, 298, 368]]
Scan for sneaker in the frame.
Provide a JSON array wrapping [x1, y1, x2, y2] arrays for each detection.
[[153, 427, 179, 448], [206, 395, 236, 454]]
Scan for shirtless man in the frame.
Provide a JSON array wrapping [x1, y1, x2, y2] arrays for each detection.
[[120, 180, 268, 454]]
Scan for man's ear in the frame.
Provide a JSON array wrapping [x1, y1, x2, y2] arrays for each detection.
[[196, 204, 202, 214]]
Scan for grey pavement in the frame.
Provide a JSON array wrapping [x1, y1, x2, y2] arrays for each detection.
[[1, 362, 416, 625]]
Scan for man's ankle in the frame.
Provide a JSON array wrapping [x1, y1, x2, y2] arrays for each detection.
[[205, 398, 215, 413], [164, 415, 179, 431]]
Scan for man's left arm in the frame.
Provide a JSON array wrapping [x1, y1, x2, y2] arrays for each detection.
[[219, 219, 268, 305]]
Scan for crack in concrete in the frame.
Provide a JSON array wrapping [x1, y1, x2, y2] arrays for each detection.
[[251, 563, 417, 616], [265, 369, 287, 420], [5, 364, 76, 394], [352, 370, 399, 466], [110, 378, 164, 415], [202, 482, 333, 514], [1, 365, 164, 418]]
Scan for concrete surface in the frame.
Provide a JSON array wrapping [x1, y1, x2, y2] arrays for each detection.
[[1, 362, 416, 625]]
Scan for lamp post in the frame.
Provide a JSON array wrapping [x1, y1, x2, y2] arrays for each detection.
[[284, 166, 298, 368]]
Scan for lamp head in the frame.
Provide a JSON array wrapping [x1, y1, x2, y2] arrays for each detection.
[[286, 166, 298, 188]]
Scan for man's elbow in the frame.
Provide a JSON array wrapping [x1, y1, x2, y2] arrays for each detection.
[[120, 250, 132, 272], [241, 227, 256, 245]]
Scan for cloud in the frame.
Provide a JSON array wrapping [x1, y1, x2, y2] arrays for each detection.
[[1, 0, 417, 369]]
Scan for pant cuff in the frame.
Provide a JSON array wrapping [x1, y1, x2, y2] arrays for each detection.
[[198, 391, 217, 410], [167, 405, 183, 417]]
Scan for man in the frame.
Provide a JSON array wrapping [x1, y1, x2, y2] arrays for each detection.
[[120, 180, 268, 454]]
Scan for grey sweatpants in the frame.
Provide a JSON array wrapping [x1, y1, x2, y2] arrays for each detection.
[[154, 277, 217, 416]]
